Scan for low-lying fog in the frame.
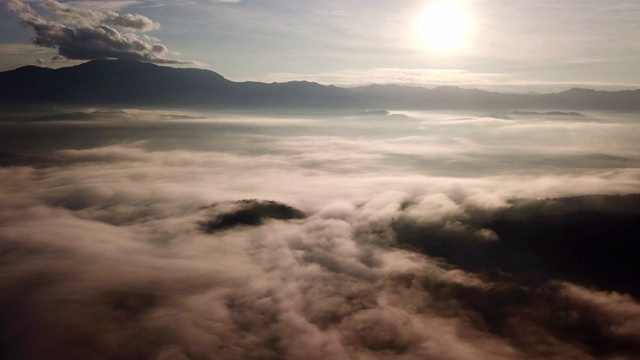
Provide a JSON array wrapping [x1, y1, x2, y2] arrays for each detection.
[[1, 109, 639, 359]]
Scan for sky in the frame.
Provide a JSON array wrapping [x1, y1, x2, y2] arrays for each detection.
[[2, 0, 640, 91]]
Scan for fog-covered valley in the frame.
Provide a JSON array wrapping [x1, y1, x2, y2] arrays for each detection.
[[1, 109, 640, 359]]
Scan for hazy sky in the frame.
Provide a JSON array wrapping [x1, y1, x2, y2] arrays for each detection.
[[1, 0, 640, 91]]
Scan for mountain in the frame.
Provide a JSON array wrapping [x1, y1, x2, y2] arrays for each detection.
[[1, 59, 640, 110], [0, 59, 355, 109], [349, 84, 640, 111], [0, 60, 228, 107]]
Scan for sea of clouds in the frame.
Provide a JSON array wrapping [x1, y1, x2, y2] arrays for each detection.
[[1, 110, 639, 359]]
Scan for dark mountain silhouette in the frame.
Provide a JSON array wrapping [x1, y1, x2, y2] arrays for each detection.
[[0, 59, 355, 109], [2, 59, 640, 110], [349, 84, 640, 110]]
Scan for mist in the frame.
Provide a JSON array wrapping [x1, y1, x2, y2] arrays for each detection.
[[1, 109, 639, 359]]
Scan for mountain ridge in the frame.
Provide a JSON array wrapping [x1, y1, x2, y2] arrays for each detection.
[[1, 60, 639, 110]]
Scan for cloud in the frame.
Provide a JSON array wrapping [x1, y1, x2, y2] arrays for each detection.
[[107, 12, 159, 31], [35, 54, 78, 66], [559, 282, 640, 341], [0, 43, 53, 55], [42, 0, 159, 30], [5, 0, 30, 12], [1, 111, 640, 359], [5, 0, 192, 64], [64, 1, 143, 12]]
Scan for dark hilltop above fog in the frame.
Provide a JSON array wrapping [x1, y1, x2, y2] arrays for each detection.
[[2, 59, 640, 111]]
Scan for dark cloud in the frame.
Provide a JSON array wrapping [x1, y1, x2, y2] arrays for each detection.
[[5, 0, 191, 64]]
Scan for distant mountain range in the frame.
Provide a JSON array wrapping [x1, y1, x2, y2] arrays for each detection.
[[2, 59, 640, 111]]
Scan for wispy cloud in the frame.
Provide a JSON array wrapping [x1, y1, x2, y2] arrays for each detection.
[[0, 43, 54, 55]]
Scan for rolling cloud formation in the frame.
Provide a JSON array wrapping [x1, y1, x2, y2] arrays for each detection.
[[5, 0, 191, 64], [1, 110, 640, 359]]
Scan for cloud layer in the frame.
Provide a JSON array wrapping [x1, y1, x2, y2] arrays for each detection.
[[5, 0, 191, 64], [1, 110, 640, 359]]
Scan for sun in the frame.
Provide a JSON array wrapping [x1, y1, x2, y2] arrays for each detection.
[[417, 1, 472, 52]]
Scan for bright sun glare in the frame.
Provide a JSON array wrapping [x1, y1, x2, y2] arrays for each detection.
[[418, 1, 471, 52]]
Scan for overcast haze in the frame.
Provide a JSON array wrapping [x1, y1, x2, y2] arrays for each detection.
[[2, 0, 640, 91]]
